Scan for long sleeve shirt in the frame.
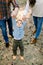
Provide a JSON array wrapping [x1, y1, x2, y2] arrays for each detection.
[[12, 0, 30, 40], [12, 19, 26, 40]]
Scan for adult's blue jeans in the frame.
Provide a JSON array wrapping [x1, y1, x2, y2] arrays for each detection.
[[33, 16, 43, 39], [0, 19, 9, 43], [0, 17, 13, 43]]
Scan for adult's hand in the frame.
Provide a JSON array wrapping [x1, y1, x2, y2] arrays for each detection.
[[11, 7, 19, 18], [11, 10, 16, 18], [22, 16, 26, 21]]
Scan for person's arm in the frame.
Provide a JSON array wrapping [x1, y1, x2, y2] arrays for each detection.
[[26, 8, 32, 19], [11, 7, 19, 18], [23, 0, 29, 15], [22, 0, 32, 20], [11, 0, 19, 18], [22, 21, 26, 27], [22, 9, 32, 21]]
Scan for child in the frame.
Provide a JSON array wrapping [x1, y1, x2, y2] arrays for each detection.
[[13, 19, 26, 60], [12, 1, 29, 60], [12, 0, 31, 60]]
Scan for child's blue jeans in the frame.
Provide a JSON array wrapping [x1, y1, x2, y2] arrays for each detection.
[[33, 16, 43, 39]]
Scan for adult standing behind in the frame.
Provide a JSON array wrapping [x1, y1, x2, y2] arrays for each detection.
[[0, 0, 18, 48], [22, 0, 43, 44], [0, 0, 10, 48]]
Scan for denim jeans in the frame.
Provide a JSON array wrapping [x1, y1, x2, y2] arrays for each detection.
[[0, 19, 9, 43], [33, 16, 43, 39], [0, 17, 13, 43]]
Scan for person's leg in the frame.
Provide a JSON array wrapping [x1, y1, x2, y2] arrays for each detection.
[[35, 17, 43, 39], [13, 39, 18, 60], [13, 40, 18, 55], [7, 17, 13, 37], [1, 19, 9, 47], [33, 16, 37, 29], [32, 16, 37, 34], [31, 17, 43, 44], [19, 40, 24, 60]]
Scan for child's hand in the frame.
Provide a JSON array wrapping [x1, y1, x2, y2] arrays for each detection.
[[11, 15, 16, 18], [11, 11, 16, 18], [26, 13, 31, 19], [26, 9, 32, 19], [22, 16, 26, 21], [11, 7, 19, 18]]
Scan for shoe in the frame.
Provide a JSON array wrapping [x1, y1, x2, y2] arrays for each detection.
[[5, 43, 9, 48], [20, 56, 24, 60], [13, 55, 16, 60], [30, 38, 37, 44]]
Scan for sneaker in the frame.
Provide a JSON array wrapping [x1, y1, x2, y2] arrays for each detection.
[[5, 43, 9, 48], [30, 38, 37, 44], [20, 56, 24, 60], [13, 55, 16, 60]]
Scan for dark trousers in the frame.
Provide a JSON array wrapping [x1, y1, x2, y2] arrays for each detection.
[[7, 17, 13, 36], [13, 39, 24, 56]]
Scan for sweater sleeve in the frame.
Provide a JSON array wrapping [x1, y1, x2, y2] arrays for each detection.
[[13, 0, 19, 8], [23, 0, 29, 16]]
